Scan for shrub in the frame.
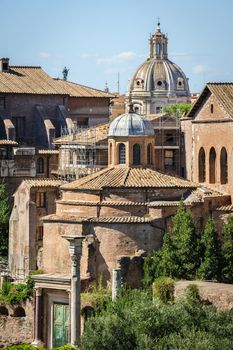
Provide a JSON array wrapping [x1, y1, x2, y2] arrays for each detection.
[[184, 284, 200, 303], [152, 277, 174, 303], [0, 276, 34, 305]]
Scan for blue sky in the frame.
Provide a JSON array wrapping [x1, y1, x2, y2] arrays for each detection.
[[1, 0, 233, 94]]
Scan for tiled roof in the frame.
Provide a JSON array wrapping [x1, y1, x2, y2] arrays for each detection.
[[23, 178, 65, 188], [43, 214, 152, 224], [0, 139, 18, 145], [0, 66, 115, 98], [0, 66, 68, 95], [54, 122, 109, 145], [185, 83, 233, 119], [215, 205, 233, 212], [54, 79, 115, 98], [61, 166, 196, 191], [37, 149, 59, 155]]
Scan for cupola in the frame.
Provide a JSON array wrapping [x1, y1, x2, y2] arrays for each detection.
[[108, 104, 155, 167]]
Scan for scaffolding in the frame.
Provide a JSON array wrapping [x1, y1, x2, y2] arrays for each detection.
[[57, 124, 108, 181], [151, 114, 181, 175]]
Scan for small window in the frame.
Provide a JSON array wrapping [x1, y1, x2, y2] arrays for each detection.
[[119, 143, 126, 164], [37, 226, 44, 241], [156, 106, 162, 113], [136, 81, 140, 86], [157, 81, 162, 86], [164, 150, 174, 166], [36, 158, 44, 174], [36, 192, 46, 208], [178, 81, 182, 86], [210, 104, 214, 114]]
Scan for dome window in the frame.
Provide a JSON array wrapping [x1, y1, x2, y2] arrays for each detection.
[[119, 143, 126, 164], [133, 144, 141, 165], [136, 81, 140, 86], [177, 78, 184, 89], [157, 81, 162, 86]]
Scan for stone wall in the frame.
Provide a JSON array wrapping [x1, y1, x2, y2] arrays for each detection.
[[0, 300, 34, 347], [174, 280, 233, 311]]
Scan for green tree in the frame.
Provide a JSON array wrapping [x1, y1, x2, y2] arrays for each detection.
[[0, 182, 9, 259], [163, 103, 191, 118], [144, 201, 200, 283], [222, 215, 233, 282], [197, 217, 222, 281], [169, 201, 200, 279]]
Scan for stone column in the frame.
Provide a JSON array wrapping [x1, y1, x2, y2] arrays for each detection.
[[32, 287, 43, 347], [112, 268, 122, 300], [62, 235, 85, 347]]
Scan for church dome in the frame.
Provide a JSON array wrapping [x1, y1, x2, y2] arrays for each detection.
[[108, 109, 154, 137], [129, 59, 189, 95], [127, 22, 190, 115]]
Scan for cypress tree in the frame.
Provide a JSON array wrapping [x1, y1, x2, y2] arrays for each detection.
[[197, 217, 221, 281]]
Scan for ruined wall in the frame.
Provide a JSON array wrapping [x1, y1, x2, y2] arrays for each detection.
[[0, 300, 34, 347]]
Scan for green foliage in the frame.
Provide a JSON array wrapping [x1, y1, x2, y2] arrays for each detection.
[[0, 182, 9, 258], [4, 345, 76, 350], [81, 274, 111, 314], [222, 215, 233, 282], [80, 288, 233, 350], [152, 277, 174, 303], [163, 103, 191, 118], [144, 201, 200, 284], [0, 276, 34, 305], [197, 218, 222, 281], [184, 284, 200, 303]]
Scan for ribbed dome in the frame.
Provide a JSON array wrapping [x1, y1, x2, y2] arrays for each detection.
[[129, 59, 189, 95], [108, 112, 154, 137]]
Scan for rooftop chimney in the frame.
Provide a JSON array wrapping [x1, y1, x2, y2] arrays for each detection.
[[0, 58, 9, 72]]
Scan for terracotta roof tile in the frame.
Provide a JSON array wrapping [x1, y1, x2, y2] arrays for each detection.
[[61, 166, 196, 191], [53, 79, 115, 98], [23, 178, 65, 188], [0, 66, 115, 98], [215, 205, 233, 212], [43, 214, 152, 224], [0, 139, 18, 145]]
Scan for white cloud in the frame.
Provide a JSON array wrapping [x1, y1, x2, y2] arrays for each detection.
[[193, 65, 208, 74], [78, 53, 100, 59], [39, 51, 51, 58], [97, 51, 138, 65]]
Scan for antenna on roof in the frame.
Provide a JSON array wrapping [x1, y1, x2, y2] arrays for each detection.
[[117, 72, 120, 95], [62, 66, 69, 81]]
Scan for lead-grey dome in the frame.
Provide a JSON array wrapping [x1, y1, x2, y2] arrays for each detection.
[[108, 111, 154, 137]]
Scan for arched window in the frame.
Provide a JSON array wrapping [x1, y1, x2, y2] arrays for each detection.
[[119, 143, 126, 164], [209, 147, 216, 184], [36, 157, 44, 174], [133, 144, 141, 165], [147, 143, 153, 165], [220, 147, 228, 184], [13, 306, 26, 317], [198, 148, 206, 182], [0, 306, 8, 316], [109, 143, 112, 164]]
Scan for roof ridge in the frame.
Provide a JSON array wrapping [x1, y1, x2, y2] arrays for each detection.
[[121, 167, 131, 186]]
